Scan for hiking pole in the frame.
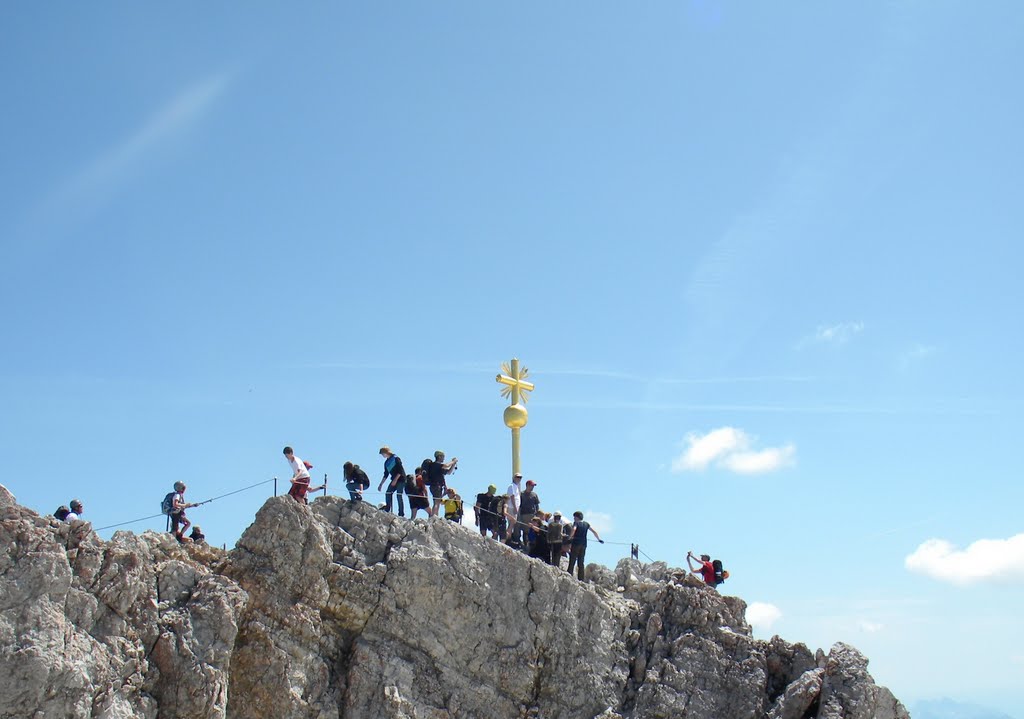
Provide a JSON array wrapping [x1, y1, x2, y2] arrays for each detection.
[[323, 473, 328, 497], [273, 476, 278, 496]]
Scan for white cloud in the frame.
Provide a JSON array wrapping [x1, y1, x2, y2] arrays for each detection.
[[747, 602, 782, 631], [858, 620, 884, 634], [721, 445, 796, 474], [904, 533, 1024, 585], [672, 427, 796, 475], [582, 510, 614, 537], [672, 427, 749, 471]]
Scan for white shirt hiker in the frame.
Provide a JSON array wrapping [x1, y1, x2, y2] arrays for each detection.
[[289, 455, 311, 481], [506, 483, 520, 516]]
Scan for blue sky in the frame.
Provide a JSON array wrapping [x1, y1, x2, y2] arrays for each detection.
[[2, 2, 1022, 715]]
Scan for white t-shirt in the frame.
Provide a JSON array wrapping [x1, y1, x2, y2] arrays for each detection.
[[289, 455, 311, 480], [506, 482, 521, 515], [65, 512, 80, 522]]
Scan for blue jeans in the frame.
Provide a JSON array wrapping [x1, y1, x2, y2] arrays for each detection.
[[384, 477, 405, 516], [345, 480, 363, 501]]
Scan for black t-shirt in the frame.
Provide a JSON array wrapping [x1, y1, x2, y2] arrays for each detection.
[[426, 461, 446, 486], [476, 493, 498, 518], [571, 520, 591, 547]]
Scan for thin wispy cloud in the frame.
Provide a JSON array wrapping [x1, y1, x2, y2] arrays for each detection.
[[798, 321, 865, 348], [747, 602, 783, 631], [905, 533, 1024, 585], [898, 343, 937, 371], [582, 510, 614, 537], [23, 71, 233, 241], [858, 620, 884, 634], [538, 368, 815, 385], [298, 360, 494, 374], [671, 427, 796, 475]]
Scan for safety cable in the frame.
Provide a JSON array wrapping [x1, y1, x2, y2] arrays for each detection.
[[93, 477, 277, 532], [92, 478, 666, 567]]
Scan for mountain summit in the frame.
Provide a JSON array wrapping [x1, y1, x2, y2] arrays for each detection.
[[0, 484, 909, 718]]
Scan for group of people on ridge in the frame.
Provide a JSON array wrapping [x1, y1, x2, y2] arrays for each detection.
[[471, 472, 604, 580], [50, 445, 725, 588], [284, 447, 606, 581]]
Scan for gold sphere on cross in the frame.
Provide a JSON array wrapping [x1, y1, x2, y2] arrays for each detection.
[[504, 403, 528, 429]]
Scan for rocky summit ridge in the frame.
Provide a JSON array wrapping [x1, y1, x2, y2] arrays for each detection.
[[0, 483, 909, 719]]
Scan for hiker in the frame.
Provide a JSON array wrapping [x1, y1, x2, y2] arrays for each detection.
[[566, 511, 604, 581], [55, 499, 84, 522], [377, 446, 407, 516], [407, 466, 431, 519], [189, 526, 206, 544], [687, 552, 717, 586], [442, 487, 464, 523], [511, 479, 539, 548], [504, 473, 522, 544], [546, 511, 565, 567], [166, 481, 199, 540], [343, 461, 370, 501], [474, 484, 501, 539], [493, 493, 508, 540], [66, 499, 84, 521], [528, 515, 549, 560], [426, 450, 458, 518], [283, 446, 324, 505]]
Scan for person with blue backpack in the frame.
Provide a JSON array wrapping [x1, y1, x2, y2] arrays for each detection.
[[162, 482, 199, 541]]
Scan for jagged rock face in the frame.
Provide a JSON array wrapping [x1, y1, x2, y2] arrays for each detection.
[[0, 485, 909, 719]]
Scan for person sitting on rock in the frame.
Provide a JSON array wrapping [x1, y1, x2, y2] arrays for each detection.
[[686, 551, 717, 586], [189, 526, 206, 544], [62, 499, 84, 522]]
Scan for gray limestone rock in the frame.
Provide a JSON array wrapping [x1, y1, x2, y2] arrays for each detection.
[[0, 485, 908, 718]]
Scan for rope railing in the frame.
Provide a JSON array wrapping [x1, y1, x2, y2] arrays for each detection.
[[89, 476, 662, 567], [93, 477, 278, 532]]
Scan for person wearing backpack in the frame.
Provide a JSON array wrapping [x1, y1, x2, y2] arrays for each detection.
[[377, 446, 407, 516], [546, 511, 565, 567], [442, 487, 463, 523], [65, 499, 84, 522], [165, 482, 199, 541], [343, 461, 370, 501], [54, 499, 84, 522], [406, 466, 430, 519], [474, 484, 501, 539], [687, 551, 721, 587]]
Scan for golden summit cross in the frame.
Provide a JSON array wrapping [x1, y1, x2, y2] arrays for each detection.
[[496, 358, 535, 477]]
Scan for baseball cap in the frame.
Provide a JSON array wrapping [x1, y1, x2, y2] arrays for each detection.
[[526, 480, 537, 487], [513, 473, 522, 479], [487, 484, 497, 493]]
